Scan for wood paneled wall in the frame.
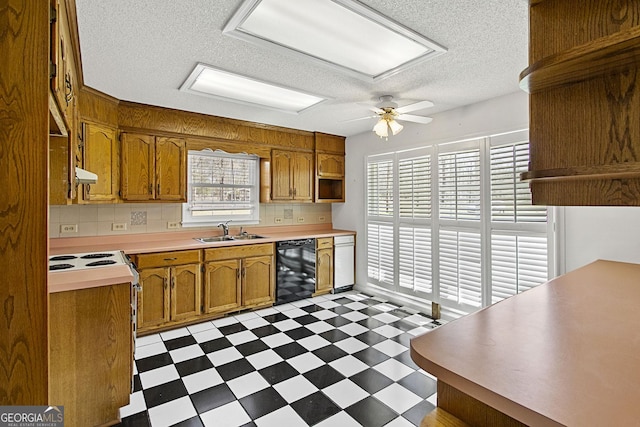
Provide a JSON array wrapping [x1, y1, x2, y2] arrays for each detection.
[[0, 0, 49, 404]]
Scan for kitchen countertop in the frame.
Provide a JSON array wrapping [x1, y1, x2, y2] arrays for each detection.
[[410, 260, 640, 426], [48, 224, 355, 293]]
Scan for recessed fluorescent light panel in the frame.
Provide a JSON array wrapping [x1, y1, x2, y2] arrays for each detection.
[[180, 63, 327, 113], [224, 0, 447, 81]]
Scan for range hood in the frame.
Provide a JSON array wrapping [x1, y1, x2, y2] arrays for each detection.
[[75, 167, 98, 185]]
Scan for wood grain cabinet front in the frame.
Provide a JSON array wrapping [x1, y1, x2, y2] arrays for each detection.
[[315, 237, 334, 295], [80, 121, 119, 203], [204, 243, 275, 313], [271, 149, 314, 202], [121, 132, 186, 202], [135, 250, 202, 332], [49, 283, 132, 427]]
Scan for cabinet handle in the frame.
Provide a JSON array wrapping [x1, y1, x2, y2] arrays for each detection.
[[148, 184, 153, 195], [237, 269, 240, 280], [164, 277, 168, 289], [319, 164, 323, 173], [85, 184, 90, 199], [289, 188, 293, 196], [164, 257, 177, 261], [171, 276, 175, 289], [293, 188, 297, 197], [157, 183, 161, 195], [242, 268, 246, 278]]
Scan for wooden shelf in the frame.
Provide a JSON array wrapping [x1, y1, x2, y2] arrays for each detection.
[[520, 26, 640, 94], [521, 162, 640, 182]]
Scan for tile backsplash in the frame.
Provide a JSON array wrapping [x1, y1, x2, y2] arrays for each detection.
[[49, 203, 332, 238]]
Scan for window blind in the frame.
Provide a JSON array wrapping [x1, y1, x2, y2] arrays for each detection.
[[367, 222, 395, 286], [399, 225, 432, 294], [438, 150, 481, 221], [367, 160, 394, 218], [439, 229, 482, 307], [399, 156, 431, 219], [490, 142, 546, 223]]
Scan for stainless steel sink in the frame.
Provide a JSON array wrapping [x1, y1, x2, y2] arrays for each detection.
[[194, 234, 265, 243], [233, 234, 265, 240], [194, 236, 235, 243]]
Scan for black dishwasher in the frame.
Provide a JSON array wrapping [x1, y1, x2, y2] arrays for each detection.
[[275, 239, 316, 305]]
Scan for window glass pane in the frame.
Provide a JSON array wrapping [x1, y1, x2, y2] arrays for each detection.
[[183, 150, 259, 224]]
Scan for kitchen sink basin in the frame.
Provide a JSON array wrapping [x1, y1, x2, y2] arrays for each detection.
[[233, 234, 265, 240], [194, 234, 265, 243]]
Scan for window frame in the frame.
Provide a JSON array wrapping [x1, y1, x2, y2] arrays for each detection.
[[181, 149, 260, 227]]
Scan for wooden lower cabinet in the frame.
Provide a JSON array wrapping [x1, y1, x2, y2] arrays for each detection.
[[204, 259, 242, 315], [315, 237, 334, 295], [136, 250, 202, 332], [49, 283, 132, 427], [204, 243, 275, 313]]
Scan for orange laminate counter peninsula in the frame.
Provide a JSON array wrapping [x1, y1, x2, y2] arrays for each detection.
[[410, 260, 640, 427]]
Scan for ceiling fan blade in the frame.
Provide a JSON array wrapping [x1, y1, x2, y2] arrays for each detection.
[[397, 114, 433, 124], [395, 100, 434, 114], [356, 103, 384, 114], [341, 115, 377, 123]]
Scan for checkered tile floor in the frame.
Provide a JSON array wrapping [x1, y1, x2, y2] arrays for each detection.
[[117, 291, 444, 427]]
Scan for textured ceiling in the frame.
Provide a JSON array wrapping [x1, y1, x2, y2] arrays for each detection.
[[75, 0, 529, 137]]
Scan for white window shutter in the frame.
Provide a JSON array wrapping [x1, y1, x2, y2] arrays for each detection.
[[438, 150, 481, 221], [367, 222, 395, 286], [439, 230, 482, 307], [399, 225, 432, 294], [367, 160, 394, 218], [399, 156, 431, 219]]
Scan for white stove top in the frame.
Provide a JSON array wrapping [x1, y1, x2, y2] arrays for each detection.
[[49, 250, 126, 272]]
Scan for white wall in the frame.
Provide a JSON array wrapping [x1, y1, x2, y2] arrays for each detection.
[[332, 90, 640, 291], [561, 207, 640, 272]]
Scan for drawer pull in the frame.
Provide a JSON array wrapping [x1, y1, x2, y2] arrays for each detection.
[[164, 257, 178, 261]]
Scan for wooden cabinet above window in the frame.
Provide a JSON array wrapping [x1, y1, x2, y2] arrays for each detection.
[[120, 132, 186, 202], [315, 132, 345, 203]]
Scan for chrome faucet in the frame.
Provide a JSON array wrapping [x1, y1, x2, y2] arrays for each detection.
[[217, 220, 231, 237]]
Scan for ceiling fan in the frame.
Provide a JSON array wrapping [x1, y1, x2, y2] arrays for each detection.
[[349, 95, 434, 139]]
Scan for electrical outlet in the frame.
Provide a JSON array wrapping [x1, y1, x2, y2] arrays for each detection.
[[318, 216, 326, 222], [167, 221, 181, 229], [297, 217, 305, 223], [60, 224, 78, 233], [112, 223, 127, 231], [274, 217, 283, 224]]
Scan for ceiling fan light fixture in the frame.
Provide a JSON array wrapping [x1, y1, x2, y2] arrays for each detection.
[[373, 118, 389, 138], [388, 119, 403, 135]]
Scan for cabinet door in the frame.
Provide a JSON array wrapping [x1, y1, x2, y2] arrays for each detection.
[[292, 151, 313, 201], [242, 255, 274, 307], [83, 122, 118, 202], [271, 150, 293, 200], [121, 133, 155, 201], [156, 137, 186, 201], [317, 153, 345, 178], [316, 247, 334, 293], [204, 260, 241, 315], [138, 267, 170, 330], [170, 264, 201, 321]]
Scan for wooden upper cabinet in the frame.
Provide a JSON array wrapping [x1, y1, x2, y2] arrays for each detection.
[[121, 132, 186, 202], [156, 137, 186, 201], [271, 149, 313, 201], [82, 122, 118, 202], [521, 2, 640, 205], [317, 153, 344, 178]]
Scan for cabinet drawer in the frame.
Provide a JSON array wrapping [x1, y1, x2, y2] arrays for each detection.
[[317, 237, 333, 249], [135, 250, 202, 268], [205, 243, 274, 262]]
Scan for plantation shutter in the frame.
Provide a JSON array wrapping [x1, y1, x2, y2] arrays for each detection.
[[438, 150, 481, 221], [367, 160, 394, 218], [367, 222, 395, 286], [398, 155, 431, 219], [490, 142, 546, 223], [439, 230, 482, 307], [399, 226, 432, 294], [491, 234, 548, 303]]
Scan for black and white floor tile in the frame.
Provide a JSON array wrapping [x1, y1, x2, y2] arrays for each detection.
[[117, 292, 444, 427]]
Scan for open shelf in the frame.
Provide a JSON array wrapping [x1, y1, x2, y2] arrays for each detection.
[[520, 26, 640, 94]]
